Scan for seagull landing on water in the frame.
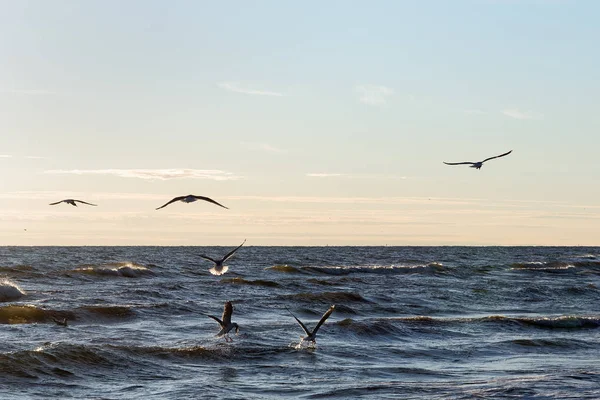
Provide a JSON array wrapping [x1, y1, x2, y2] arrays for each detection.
[[155, 194, 229, 210], [49, 199, 97, 207], [444, 150, 512, 170], [200, 240, 246, 276], [207, 301, 239, 342], [287, 305, 335, 346]]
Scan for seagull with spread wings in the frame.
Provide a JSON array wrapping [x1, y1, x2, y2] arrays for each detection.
[[287, 305, 335, 345], [444, 150, 512, 170], [49, 199, 97, 207], [206, 301, 239, 342], [155, 194, 229, 210], [200, 240, 246, 276]]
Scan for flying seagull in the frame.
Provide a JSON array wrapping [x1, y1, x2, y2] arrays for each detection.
[[287, 305, 335, 345], [49, 199, 97, 207], [443, 150, 513, 170], [155, 194, 229, 210], [200, 239, 246, 276], [207, 301, 239, 342]]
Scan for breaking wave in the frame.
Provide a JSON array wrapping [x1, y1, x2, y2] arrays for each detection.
[[71, 262, 155, 278], [0, 279, 26, 301]]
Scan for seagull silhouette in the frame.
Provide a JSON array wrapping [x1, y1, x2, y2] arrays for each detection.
[[444, 150, 512, 170], [155, 195, 228, 210], [207, 301, 239, 342], [200, 240, 246, 276], [287, 305, 335, 344], [49, 199, 97, 207]]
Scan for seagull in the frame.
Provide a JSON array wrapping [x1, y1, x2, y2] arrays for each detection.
[[155, 195, 229, 210], [207, 301, 239, 342], [52, 317, 68, 327], [287, 305, 335, 345], [49, 199, 97, 207], [200, 240, 246, 276], [443, 150, 512, 170]]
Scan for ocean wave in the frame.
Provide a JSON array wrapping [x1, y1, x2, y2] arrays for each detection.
[[0, 265, 41, 278], [265, 265, 302, 274], [335, 318, 405, 336], [287, 291, 369, 303], [220, 277, 280, 287], [298, 262, 445, 276], [77, 305, 136, 320], [511, 260, 600, 273], [384, 315, 600, 330], [0, 343, 122, 380], [71, 262, 155, 278], [0, 279, 26, 301], [0, 305, 73, 324]]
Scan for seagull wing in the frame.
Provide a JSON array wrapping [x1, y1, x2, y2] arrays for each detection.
[[206, 314, 224, 328], [443, 161, 475, 166], [286, 307, 312, 336], [49, 201, 63, 205], [199, 255, 217, 263], [156, 196, 184, 210], [311, 305, 336, 335], [482, 150, 512, 163], [222, 302, 233, 325], [192, 195, 229, 210], [74, 200, 97, 206], [222, 239, 246, 263]]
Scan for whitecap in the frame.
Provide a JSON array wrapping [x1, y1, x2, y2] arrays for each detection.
[[0, 279, 26, 301]]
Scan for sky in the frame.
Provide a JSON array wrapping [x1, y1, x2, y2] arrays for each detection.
[[1, 0, 599, 246]]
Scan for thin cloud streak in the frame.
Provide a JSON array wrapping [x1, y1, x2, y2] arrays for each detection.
[[306, 173, 408, 180], [0, 155, 12, 158], [355, 85, 394, 106], [218, 82, 284, 96], [0, 89, 56, 95], [502, 108, 543, 120], [306, 173, 345, 178], [241, 142, 287, 154], [44, 168, 243, 181]]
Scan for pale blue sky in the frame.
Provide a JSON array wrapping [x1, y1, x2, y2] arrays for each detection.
[[1, 0, 598, 245]]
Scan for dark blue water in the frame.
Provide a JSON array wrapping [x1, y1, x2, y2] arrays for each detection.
[[1, 246, 599, 399]]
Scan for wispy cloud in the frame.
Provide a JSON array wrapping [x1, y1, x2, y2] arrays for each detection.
[[502, 108, 543, 120], [0, 155, 12, 158], [355, 85, 394, 106], [44, 168, 242, 181], [462, 108, 488, 115], [241, 142, 287, 154], [306, 173, 346, 178], [0, 89, 56, 95], [218, 82, 283, 97], [306, 173, 408, 180]]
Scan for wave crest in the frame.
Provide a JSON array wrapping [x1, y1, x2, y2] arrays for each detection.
[[72, 262, 154, 278], [221, 277, 280, 287], [0, 279, 26, 301]]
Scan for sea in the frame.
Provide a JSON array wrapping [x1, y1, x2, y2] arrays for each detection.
[[1, 246, 599, 399]]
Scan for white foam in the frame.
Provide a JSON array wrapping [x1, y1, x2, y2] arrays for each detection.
[[0, 279, 26, 301], [75, 263, 153, 277]]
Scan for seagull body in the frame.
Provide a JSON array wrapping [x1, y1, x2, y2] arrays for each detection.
[[288, 305, 335, 344], [207, 301, 239, 341], [200, 240, 246, 276], [155, 194, 228, 210], [52, 317, 68, 327], [49, 199, 97, 207], [444, 150, 512, 170]]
